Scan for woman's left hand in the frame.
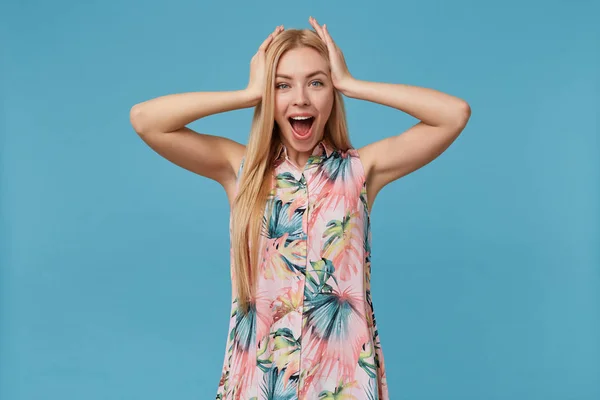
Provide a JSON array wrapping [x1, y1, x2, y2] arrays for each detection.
[[309, 17, 355, 95]]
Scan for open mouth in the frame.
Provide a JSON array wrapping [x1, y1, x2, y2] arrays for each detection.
[[288, 116, 315, 139]]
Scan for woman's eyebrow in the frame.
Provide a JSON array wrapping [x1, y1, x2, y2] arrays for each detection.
[[276, 70, 328, 79]]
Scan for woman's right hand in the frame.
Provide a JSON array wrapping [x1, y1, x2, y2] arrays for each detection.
[[245, 25, 284, 105]]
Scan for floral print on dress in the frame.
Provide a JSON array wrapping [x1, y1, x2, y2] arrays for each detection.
[[216, 139, 389, 400]]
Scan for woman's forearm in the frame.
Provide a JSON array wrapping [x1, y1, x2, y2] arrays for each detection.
[[339, 79, 470, 128], [130, 89, 260, 135]]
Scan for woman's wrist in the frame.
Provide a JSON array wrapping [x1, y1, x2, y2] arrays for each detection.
[[336, 77, 360, 98], [242, 87, 262, 107]]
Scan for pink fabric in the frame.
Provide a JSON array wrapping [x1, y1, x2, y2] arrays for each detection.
[[216, 140, 389, 399]]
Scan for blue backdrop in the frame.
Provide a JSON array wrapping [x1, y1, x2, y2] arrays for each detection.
[[1, 0, 598, 399]]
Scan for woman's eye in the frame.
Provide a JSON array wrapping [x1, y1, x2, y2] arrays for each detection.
[[277, 81, 322, 89]]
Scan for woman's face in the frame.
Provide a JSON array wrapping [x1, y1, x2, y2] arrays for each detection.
[[273, 46, 334, 153]]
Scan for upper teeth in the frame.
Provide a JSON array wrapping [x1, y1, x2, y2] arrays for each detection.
[[291, 116, 312, 120]]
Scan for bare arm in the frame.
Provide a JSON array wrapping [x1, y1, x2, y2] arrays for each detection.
[[129, 26, 284, 194], [129, 90, 258, 135], [342, 79, 470, 202], [129, 90, 258, 189], [308, 18, 471, 211]]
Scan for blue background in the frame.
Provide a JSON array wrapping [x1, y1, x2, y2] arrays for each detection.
[[2, 0, 598, 399]]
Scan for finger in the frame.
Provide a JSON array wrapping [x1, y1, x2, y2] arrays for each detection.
[[258, 28, 277, 51], [322, 24, 336, 48], [258, 25, 283, 52], [258, 35, 273, 52], [309, 17, 326, 42], [311, 18, 325, 41]]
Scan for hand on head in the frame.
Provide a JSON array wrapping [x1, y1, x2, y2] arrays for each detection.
[[308, 17, 354, 94], [245, 18, 355, 104], [246, 25, 285, 103]]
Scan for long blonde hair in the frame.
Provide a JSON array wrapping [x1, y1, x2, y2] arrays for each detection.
[[231, 28, 352, 313]]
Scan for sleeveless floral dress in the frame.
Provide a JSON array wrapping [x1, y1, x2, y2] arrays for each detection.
[[216, 139, 389, 399]]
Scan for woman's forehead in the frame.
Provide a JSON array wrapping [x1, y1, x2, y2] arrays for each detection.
[[276, 47, 328, 75]]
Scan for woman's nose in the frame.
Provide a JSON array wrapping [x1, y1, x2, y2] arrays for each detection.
[[293, 88, 310, 106]]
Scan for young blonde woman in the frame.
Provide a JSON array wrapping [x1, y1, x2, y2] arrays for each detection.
[[130, 16, 470, 400]]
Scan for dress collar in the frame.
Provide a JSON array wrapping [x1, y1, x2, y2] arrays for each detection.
[[274, 139, 334, 161]]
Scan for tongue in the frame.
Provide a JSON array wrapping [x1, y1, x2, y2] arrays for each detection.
[[291, 118, 312, 135]]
